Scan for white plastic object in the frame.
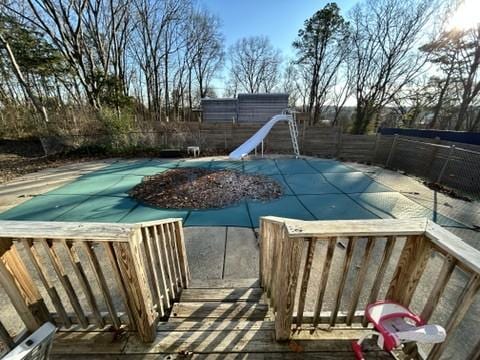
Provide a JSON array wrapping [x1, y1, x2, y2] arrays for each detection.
[[3, 322, 57, 360]]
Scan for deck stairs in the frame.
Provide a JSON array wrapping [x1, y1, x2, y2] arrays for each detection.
[[141, 278, 391, 359]]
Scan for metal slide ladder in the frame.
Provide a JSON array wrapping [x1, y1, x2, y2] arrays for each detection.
[[287, 111, 300, 157]]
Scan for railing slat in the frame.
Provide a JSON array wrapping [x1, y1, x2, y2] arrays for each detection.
[[156, 224, 176, 300], [149, 226, 171, 309], [296, 238, 316, 327], [330, 237, 355, 326], [40, 239, 89, 328], [21, 239, 71, 328], [173, 221, 190, 287], [168, 222, 184, 289], [313, 237, 336, 327], [61, 240, 104, 328], [420, 254, 456, 322], [162, 223, 180, 296], [1, 243, 50, 326], [428, 274, 480, 360], [80, 241, 121, 329], [270, 221, 284, 311], [362, 236, 395, 327], [346, 237, 375, 326], [103, 242, 137, 330], [141, 227, 164, 317]]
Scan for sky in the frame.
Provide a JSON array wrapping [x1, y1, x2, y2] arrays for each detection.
[[199, 0, 356, 94]]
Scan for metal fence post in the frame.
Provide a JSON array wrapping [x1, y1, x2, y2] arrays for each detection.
[[373, 132, 381, 163], [386, 134, 399, 167], [437, 145, 455, 184]]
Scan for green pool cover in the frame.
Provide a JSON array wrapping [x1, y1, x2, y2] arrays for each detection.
[[0, 158, 463, 228]]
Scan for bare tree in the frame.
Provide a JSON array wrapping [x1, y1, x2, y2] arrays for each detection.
[[187, 9, 224, 99], [228, 36, 281, 94], [349, 0, 435, 134], [293, 3, 349, 124]]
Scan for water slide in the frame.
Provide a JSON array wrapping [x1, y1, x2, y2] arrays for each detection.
[[229, 114, 295, 160]]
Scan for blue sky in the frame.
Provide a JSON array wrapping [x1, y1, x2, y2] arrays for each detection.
[[200, 0, 356, 93], [200, 0, 355, 57]]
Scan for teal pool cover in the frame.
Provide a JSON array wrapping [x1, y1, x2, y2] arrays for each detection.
[[0, 158, 462, 228]]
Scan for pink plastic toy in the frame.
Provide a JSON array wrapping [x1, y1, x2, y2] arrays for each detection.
[[352, 300, 446, 359]]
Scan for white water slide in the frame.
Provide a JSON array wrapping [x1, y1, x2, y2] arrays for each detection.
[[229, 113, 300, 160]]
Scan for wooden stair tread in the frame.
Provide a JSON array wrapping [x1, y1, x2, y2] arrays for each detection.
[[170, 302, 269, 321], [125, 328, 385, 354], [51, 328, 391, 358], [180, 288, 264, 302], [188, 278, 260, 289]]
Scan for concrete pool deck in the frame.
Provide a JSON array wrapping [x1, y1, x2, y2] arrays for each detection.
[[0, 155, 478, 281]]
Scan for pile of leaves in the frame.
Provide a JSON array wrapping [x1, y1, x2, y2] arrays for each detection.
[[129, 168, 283, 209]]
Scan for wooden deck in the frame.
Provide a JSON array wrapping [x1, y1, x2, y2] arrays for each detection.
[[50, 279, 391, 359]]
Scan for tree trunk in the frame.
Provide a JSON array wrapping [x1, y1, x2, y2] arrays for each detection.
[[0, 34, 49, 125], [430, 69, 452, 129]]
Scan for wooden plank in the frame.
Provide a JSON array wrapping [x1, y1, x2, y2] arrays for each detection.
[[157, 320, 274, 331], [330, 237, 355, 326], [157, 224, 176, 299], [80, 241, 121, 329], [420, 254, 456, 322], [124, 328, 383, 354], [50, 350, 392, 360], [428, 275, 480, 360], [62, 240, 104, 328], [147, 225, 170, 310], [40, 239, 89, 328], [346, 237, 375, 326], [103, 242, 136, 331], [173, 221, 190, 287], [313, 237, 336, 327], [179, 288, 263, 303], [167, 222, 183, 290], [0, 252, 39, 331], [274, 226, 304, 340], [386, 235, 431, 307], [296, 238, 316, 327], [363, 236, 396, 327], [114, 237, 157, 342], [0, 221, 134, 241], [51, 331, 128, 355], [140, 227, 164, 317], [170, 302, 268, 321], [188, 278, 260, 289], [1, 244, 50, 325], [21, 239, 71, 328], [262, 217, 427, 238], [426, 220, 480, 274]]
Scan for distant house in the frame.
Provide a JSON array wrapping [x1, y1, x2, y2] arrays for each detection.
[[201, 93, 289, 123]]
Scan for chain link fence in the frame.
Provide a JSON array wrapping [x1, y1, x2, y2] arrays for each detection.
[[374, 134, 480, 200]]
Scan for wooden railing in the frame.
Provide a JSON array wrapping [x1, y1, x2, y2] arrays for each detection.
[[260, 216, 480, 359], [0, 218, 189, 348]]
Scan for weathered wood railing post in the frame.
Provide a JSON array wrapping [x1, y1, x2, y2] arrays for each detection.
[[274, 224, 304, 341], [113, 230, 158, 343], [0, 240, 50, 331], [386, 235, 431, 306]]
